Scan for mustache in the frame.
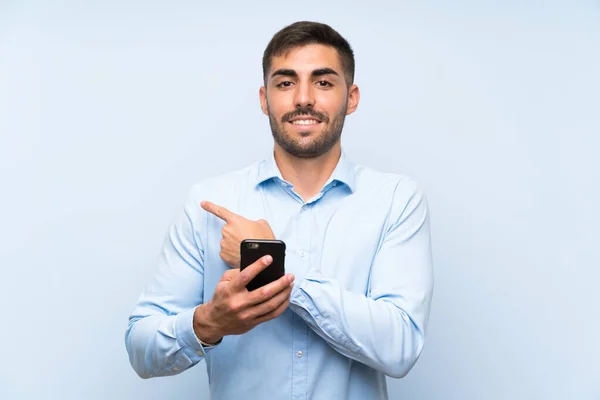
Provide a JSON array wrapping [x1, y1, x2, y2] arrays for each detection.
[[282, 107, 329, 123]]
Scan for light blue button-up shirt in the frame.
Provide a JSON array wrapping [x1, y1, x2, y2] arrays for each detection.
[[125, 150, 434, 399]]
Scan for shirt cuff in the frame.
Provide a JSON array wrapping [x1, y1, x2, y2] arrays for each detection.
[[292, 268, 326, 292], [290, 268, 326, 317], [174, 307, 219, 358]]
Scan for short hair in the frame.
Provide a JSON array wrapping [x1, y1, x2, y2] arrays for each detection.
[[262, 21, 355, 87]]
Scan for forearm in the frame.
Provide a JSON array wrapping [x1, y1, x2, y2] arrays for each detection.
[[289, 270, 431, 378]]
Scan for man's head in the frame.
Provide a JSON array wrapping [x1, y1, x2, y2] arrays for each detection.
[[259, 21, 360, 159]]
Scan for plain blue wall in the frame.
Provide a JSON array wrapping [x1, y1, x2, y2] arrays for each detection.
[[1, 1, 599, 399]]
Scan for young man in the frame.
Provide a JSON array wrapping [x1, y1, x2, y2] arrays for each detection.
[[126, 21, 434, 399]]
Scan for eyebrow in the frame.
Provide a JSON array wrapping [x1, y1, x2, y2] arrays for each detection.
[[270, 67, 340, 79], [312, 68, 339, 77]]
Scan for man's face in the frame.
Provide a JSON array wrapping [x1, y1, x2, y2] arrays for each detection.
[[259, 44, 359, 159]]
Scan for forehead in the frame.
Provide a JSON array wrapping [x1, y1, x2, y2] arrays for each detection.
[[269, 44, 343, 75]]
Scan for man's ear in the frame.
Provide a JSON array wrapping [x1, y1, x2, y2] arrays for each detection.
[[259, 86, 269, 116], [346, 84, 360, 115]]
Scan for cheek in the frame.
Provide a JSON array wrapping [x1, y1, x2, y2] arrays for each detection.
[[266, 96, 290, 118], [317, 92, 347, 116]]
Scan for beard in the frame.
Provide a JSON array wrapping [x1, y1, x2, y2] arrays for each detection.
[[267, 102, 347, 159]]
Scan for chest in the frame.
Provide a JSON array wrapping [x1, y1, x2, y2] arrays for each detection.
[[201, 185, 393, 299]]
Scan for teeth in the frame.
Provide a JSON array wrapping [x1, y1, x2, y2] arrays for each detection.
[[291, 119, 318, 125]]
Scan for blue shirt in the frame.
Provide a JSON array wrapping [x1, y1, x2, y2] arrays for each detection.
[[125, 151, 434, 399]]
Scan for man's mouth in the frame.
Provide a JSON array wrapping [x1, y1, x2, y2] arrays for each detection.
[[289, 119, 321, 126]]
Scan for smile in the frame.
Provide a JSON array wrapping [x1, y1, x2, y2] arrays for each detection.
[[289, 119, 321, 125]]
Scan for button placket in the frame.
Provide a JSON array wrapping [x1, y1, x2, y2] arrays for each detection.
[[297, 203, 311, 260], [291, 202, 310, 398], [291, 313, 308, 398]]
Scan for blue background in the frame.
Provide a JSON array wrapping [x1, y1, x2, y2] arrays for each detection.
[[1, 1, 598, 398]]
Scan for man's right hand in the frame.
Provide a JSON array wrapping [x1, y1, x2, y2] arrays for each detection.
[[192, 255, 295, 344]]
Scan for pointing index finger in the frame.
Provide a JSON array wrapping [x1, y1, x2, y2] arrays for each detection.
[[201, 201, 237, 223]]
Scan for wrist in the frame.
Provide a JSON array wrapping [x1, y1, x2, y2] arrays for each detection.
[[193, 303, 223, 344]]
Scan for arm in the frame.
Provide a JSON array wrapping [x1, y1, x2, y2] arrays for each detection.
[[124, 190, 296, 379], [124, 188, 216, 379], [289, 179, 434, 378]]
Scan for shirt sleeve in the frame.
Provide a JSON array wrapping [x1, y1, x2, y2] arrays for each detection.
[[124, 187, 218, 379], [289, 179, 434, 378]]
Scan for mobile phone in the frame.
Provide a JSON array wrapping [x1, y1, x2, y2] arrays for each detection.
[[240, 239, 286, 292]]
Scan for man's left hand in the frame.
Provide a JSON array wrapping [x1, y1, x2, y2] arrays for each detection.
[[201, 200, 275, 268]]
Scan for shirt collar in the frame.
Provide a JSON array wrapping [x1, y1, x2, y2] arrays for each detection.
[[255, 150, 356, 193]]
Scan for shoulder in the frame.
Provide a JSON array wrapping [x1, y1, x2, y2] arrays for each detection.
[[352, 163, 427, 223], [354, 163, 424, 199], [183, 161, 262, 208]]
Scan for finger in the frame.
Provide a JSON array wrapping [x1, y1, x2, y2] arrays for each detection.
[[253, 294, 291, 325], [246, 273, 295, 306], [248, 284, 293, 319], [201, 201, 238, 223], [234, 255, 274, 289]]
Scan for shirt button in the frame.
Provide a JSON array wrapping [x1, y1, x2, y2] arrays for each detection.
[[296, 351, 303, 358], [332, 181, 337, 187], [172, 366, 179, 372], [196, 350, 203, 356], [299, 250, 307, 258], [301, 205, 307, 211]]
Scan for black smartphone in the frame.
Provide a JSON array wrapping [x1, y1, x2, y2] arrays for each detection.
[[240, 239, 286, 292]]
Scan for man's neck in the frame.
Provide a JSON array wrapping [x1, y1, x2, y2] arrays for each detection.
[[273, 144, 341, 202]]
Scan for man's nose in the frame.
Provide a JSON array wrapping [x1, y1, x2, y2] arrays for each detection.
[[294, 81, 315, 109]]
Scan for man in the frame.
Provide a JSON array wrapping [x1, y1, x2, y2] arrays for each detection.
[[125, 21, 434, 399]]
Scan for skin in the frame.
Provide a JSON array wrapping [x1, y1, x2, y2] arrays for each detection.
[[193, 44, 360, 344]]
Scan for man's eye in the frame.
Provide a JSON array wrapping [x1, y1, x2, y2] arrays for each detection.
[[276, 81, 293, 88], [317, 81, 332, 87]]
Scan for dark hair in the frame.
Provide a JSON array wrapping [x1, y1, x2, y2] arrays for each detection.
[[262, 21, 355, 87]]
